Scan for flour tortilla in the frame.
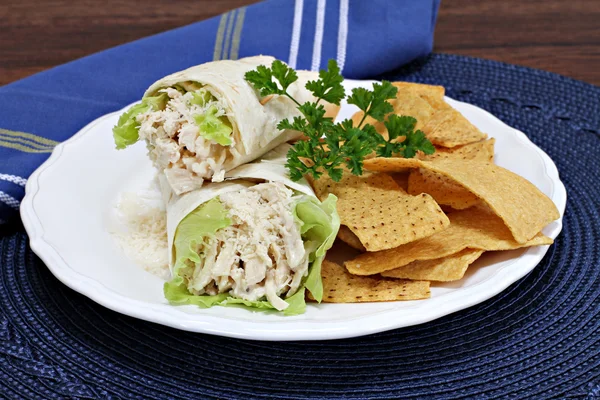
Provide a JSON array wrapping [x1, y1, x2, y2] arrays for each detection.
[[145, 56, 321, 174]]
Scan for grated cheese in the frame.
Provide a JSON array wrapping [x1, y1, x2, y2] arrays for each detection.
[[110, 182, 170, 280]]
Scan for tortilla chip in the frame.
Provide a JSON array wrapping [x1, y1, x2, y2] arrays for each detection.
[[317, 260, 430, 302], [351, 81, 484, 149], [392, 87, 436, 131], [392, 82, 447, 110], [422, 108, 488, 148], [408, 168, 481, 210], [381, 249, 484, 281], [363, 157, 422, 173], [363, 158, 560, 243], [309, 172, 450, 251], [421, 139, 495, 163], [430, 160, 560, 243], [337, 225, 366, 252], [367, 138, 495, 175], [391, 171, 410, 191], [345, 206, 553, 275]]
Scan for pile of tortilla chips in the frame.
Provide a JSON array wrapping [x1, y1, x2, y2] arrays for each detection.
[[311, 82, 560, 303]]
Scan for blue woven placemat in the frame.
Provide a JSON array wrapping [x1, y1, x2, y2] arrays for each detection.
[[1, 54, 599, 399]]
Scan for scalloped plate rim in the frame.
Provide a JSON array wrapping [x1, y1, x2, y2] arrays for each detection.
[[20, 79, 566, 341]]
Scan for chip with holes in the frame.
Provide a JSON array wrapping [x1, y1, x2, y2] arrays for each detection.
[[391, 171, 410, 191], [422, 108, 488, 148], [368, 138, 495, 178], [389, 87, 436, 131], [313, 260, 431, 302], [392, 82, 447, 110], [351, 83, 486, 148], [363, 157, 422, 173], [408, 168, 481, 210], [337, 225, 366, 252], [363, 157, 559, 243], [381, 248, 484, 281], [345, 206, 553, 275], [308, 171, 450, 252], [421, 139, 495, 163]]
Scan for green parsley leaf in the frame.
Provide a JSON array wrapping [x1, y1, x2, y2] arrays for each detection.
[[244, 60, 298, 97], [385, 115, 416, 141], [305, 59, 346, 105], [278, 116, 308, 133], [286, 147, 311, 182], [401, 129, 435, 158], [326, 166, 344, 182], [346, 87, 371, 113], [271, 60, 299, 92], [347, 81, 398, 124], [332, 120, 378, 176], [298, 102, 329, 129], [369, 81, 398, 121], [244, 65, 281, 97], [245, 59, 435, 183], [374, 114, 435, 158]]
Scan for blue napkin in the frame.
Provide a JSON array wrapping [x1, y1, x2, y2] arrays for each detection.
[[0, 0, 440, 223]]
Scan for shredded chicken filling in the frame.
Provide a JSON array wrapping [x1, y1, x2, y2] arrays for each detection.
[[180, 182, 309, 311], [137, 85, 235, 194]]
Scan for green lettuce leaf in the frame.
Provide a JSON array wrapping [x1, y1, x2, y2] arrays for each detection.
[[163, 282, 230, 307], [193, 106, 233, 146], [112, 92, 169, 150], [144, 92, 169, 111], [164, 193, 340, 315], [112, 102, 150, 150], [170, 197, 231, 287], [281, 287, 307, 316], [292, 194, 340, 302], [190, 89, 213, 107]]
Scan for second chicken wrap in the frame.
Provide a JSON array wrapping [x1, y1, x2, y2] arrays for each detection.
[[160, 145, 340, 315]]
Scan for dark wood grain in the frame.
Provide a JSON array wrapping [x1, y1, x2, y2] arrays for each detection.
[[434, 0, 600, 85], [1, 0, 598, 86]]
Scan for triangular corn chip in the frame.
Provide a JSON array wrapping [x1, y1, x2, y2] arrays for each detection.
[[316, 261, 430, 302], [381, 249, 484, 281], [309, 172, 450, 251], [337, 225, 366, 252], [363, 158, 559, 243], [345, 206, 553, 275]]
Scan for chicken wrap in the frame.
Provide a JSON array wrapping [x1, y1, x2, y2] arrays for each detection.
[[161, 146, 340, 315], [113, 55, 330, 195]]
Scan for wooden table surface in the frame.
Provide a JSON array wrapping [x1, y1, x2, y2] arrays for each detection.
[[1, 0, 598, 86]]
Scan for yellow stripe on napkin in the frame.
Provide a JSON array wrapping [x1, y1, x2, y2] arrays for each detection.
[[229, 7, 246, 60], [213, 11, 231, 61], [0, 139, 54, 153], [0, 128, 59, 147], [222, 9, 236, 61]]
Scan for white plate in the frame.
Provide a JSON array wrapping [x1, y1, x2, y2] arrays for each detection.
[[21, 80, 566, 341]]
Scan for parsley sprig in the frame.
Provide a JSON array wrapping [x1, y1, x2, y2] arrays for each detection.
[[244, 59, 434, 182]]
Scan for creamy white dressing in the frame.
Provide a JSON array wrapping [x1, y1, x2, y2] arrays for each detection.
[[183, 182, 308, 311], [137, 87, 232, 195]]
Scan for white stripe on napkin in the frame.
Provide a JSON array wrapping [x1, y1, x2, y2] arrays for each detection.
[[288, 0, 304, 69], [0, 191, 19, 209], [336, 0, 349, 72], [0, 174, 27, 187], [311, 0, 326, 71]]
